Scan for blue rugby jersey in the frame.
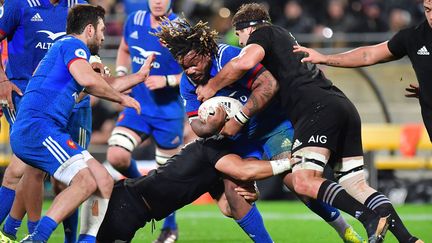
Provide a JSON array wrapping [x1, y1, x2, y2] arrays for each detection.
[[13, 36, 90, 129], [180, 44, 289, 139], [123, 10, 184, 118], [0, 0, 89, 108]]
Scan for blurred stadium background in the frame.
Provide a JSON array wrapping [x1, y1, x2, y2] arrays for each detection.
[[1, 0, 432, 241]]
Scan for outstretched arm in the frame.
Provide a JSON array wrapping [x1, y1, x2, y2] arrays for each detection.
[[293, 41, 397, 67], [196, 44, 266, 101], [215, 154, 290, 181]]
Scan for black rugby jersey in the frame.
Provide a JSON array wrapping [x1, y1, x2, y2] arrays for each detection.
[[247, 25, 341, 123], [388, 20, 432, 140], [123, 136, 231, 220]]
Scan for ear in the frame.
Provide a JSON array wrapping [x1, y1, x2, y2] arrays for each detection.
[[84, 24, 95, 38]]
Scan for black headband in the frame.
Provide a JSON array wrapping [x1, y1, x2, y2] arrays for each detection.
[[234, 19, 270, 30]]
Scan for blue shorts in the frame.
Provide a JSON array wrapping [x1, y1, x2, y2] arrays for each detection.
[[11, 118, 89, 185], [116, 108, 184, 149], [2, 92, 91, 149], [232, 120, 294, 159]]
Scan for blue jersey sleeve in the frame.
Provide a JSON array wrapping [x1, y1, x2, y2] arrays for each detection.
[[179, 74, 201, 118], [122, 11, 138, 46], [61, 39, 90, 69], [218, 45, 265, 91], [0, 0, 22, 37]]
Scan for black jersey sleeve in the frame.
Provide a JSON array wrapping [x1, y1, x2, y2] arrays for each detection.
[[247, 27, 273, 53], [387, 29, 409, 58], [202, 136, 232, 166]]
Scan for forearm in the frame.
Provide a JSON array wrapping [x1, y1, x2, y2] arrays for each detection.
[[324, 47, 377, 67], [241, 70, 278, 118], [209, 60, 249, 91], [85, 78, 123, 104], [106, 72, 145, 93]]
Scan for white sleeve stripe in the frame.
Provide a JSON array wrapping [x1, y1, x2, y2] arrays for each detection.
[[217, 45, 229, 71], [43, 141, 65, 163], [134, 11, 146, 26], [48, 136, 71, 159]]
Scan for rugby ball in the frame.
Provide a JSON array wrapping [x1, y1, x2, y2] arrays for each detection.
[[198, 96, 243, 122]]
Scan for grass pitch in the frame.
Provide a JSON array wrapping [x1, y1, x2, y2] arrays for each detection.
[[15, 201, 432, 242]]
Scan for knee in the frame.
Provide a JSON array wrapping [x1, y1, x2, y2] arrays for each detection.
[[2, 160, 25, 188], [107, 147, 131, 169], [98, 174, 114, 196], [292, 172, 314, 196], [74, 171, 98, 197]]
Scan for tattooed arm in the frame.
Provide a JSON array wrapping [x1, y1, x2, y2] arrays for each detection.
[[220, 68, 279, 137]]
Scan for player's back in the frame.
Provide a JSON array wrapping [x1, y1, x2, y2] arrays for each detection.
[[13, 36, 90, 130], [126, 136, 231, 220]]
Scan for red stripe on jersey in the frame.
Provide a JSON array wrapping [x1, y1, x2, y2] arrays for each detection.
[[67, 57, 86, 70], [187, 110, 198, 117], [0, 29, 7, 37], [247, 64, 264, 90]]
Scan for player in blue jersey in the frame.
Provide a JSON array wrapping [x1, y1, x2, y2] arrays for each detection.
[[155, 18, 364, 243], [0, 0, 91, 242], [7, 5, 154, 243], [107, 0, 183, 241]]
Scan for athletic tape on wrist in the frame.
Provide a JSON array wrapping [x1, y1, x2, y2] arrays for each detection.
[[234, 110, 250, 125], [115, 66, 128, 76], [165, 75, 177, 87]]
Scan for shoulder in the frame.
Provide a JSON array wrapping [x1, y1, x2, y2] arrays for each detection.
[[127, 10, 148, 26], [22, 0, 42, 8]]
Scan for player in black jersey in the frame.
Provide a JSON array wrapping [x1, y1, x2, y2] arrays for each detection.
[[195, 3, 423, 243], [97, 135, 291, 242], [293, 0, 432, 147]]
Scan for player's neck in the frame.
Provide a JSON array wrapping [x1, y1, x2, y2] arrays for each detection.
[[50, 0, 60, 5], [150, 15, 165, 29]]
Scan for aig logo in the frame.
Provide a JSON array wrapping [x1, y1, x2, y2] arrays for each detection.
[[308, 135, 327, 144]]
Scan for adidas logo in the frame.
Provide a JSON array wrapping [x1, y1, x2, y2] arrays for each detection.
[[292, 139, 302, 150], [30, 13, 43, 22], [281, 138, 292, 148], [130, 31, 138, 39], [355, 211, 363, 219], [417, 46, 430, 55]]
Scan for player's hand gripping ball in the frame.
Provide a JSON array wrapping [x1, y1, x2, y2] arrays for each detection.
[[198, 96, 243, 122]]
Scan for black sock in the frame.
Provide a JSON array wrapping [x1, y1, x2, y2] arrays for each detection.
[[365, 192, 415, 242], [317, 180, 377, 228]]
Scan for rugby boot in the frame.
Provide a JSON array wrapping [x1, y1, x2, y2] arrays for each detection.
[[19, 235, 45, 243], [0, 230, 17, 243], [343, 226, 366, 243], [366, 215, 390, 243], [153, 227, 178, 243]]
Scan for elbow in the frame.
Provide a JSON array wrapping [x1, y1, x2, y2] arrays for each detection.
[[231, 168, 256, 181], [233, 59, 256, 72]]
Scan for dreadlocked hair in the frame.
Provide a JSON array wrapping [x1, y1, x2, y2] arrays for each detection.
[[153, 17, 219, 60]]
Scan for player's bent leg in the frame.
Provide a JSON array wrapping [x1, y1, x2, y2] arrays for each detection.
[[0, 155, 26, 224], [223, 178, 273, 243], [291, 148, 387, 242], [2, 165, 45, 239], [282, 173, 364, 243], [25, 154, 97, 242], [78, 157, 113, 243], [107, 127, 142, 178], [337, 157, 421, 243]]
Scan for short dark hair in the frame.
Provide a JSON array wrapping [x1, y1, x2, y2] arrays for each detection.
[[232, 3, 271, 30], [66, 4, 105, 35], [153, 17, 219, 60]]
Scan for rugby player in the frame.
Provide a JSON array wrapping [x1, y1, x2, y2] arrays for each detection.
[[292, 0, 432, 145], [0, 0, 89, 241], [195, 3, 421, 242], [97, 135, 292, 242], [107, 1, 183, 240], [8, 5, 152, 242], [156, 18, 364, 243]]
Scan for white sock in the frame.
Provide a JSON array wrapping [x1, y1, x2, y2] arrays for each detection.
[[79, 194, 110, 237], [328, 214, 350, 238]]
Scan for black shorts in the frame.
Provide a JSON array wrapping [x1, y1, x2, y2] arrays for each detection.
[[291, 94, 363, 159], [97, 181, 149, 243]]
